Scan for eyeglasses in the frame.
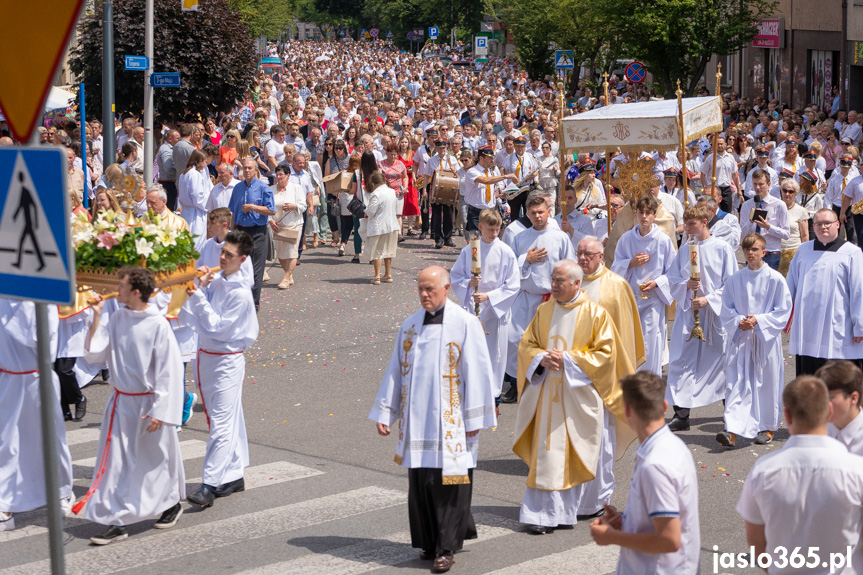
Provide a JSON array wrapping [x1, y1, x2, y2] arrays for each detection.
[[227, 135, 237, 139], [814, 220, 839, 227], [576, 250, 602, 257]]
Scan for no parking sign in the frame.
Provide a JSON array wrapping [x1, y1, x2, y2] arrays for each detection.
[[625, 61, 646, 84]]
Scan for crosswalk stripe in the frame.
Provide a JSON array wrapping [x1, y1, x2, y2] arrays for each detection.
[[0, 486, 406, 575], [483, 543, 620, 574], [72, 439, 208, 479], [64, 428, 103, 446], [0, 525, 50, 544], [236, 511, 521, 575], [186, 460, 324, 488]]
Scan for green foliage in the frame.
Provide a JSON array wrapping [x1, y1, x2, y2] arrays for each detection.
[[69, 0, 257, 120], [493, 0, 555, 80], [364, 0, 484, 49], [227, 0, 295, 39]]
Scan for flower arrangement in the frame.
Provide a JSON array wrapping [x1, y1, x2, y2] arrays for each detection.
[[72, 210, 199, 273]]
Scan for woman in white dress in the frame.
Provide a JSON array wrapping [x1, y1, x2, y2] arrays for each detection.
[[177, 149, 212, 251], [363, 172, 399, 284], [537, 142, 560, 210], [268, 164, 307, 289]]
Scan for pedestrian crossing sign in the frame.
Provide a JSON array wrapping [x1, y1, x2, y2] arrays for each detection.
[[0, 147, 74, 305], [555, 50, 574, 70]]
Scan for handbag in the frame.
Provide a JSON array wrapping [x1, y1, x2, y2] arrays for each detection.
[[274, 225, 301, 243], [347, 195, 366, 219]]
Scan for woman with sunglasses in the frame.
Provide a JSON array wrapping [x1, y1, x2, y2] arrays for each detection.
[[325, 139, 350, 248], [219, 129, 241, 168]]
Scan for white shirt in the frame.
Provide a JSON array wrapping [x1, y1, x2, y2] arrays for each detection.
[[464, 164, 500, 209], [266, 138, 287, 165], [842, 175, 863, 205], [736, 434, 863, 575], [842, 122, 862, 146], [207, 178, 240, 211], [739, 193, 790, 252], [827, 171, 855, 207], [700, 151, 738, 187], [829, 411, 863, 456], [616, 425, 701, 575]]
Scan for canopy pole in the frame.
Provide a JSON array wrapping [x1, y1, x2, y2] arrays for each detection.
[[557, 83, 568, 218], [676, 80, 689, 208], [602, 72, 612, 236], [709, 63, 722, 202]]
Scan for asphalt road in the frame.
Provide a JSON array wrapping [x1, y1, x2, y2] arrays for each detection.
[[1, 234, 783, 574]]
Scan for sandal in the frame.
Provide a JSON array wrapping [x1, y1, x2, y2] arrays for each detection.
[[382, 276, 393, 283], [288, 275, 294, 286], [277, 279, 290, 290], [371, 277, 381, 285]]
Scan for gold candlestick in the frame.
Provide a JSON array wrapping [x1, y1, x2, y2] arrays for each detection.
[[470, 237, 489, 335], [685, 237, 706, 342]]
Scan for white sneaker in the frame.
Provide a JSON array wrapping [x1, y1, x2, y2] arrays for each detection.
[[0, 512, 14, 532], [60, 495, 75, 517]]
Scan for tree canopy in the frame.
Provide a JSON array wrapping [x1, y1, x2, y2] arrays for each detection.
[[70, 0, 257, 121]]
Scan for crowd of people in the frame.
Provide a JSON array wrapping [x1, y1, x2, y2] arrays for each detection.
[[3, 36, 863, 573]]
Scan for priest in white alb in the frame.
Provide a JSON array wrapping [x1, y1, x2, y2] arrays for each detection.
[[505, 192, 575, 402], [450, 208, 520, 407], [0, 299, 74, 532], [514, 260, 635, 534], [666, 205, 737, 432], [181, 231, 259, 509], [80, 267, 185, 544], [786, 208, 863, 375], [718, 233, 792, 448], [611, 196, 677, 376], [370, 266, 496, 573]]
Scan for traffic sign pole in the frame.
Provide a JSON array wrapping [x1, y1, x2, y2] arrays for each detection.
[[103, 0, 116, 167], [144, 0, 154, 189], [79, 82, 88, 209]]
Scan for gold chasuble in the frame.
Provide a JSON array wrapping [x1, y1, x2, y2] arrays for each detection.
[[513, 295, 636, 491], [604, 203, 676, 266], [581, 264, 646, 369]]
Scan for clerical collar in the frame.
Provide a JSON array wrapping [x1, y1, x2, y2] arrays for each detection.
[[814, 237, 846, 252], [557, 292, 581, 305], [423, 305, 445, 325]]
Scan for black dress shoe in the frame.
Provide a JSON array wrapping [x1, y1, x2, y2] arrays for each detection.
[[418, 233, 427, 240], [214, 477, 245, 498], [419, 549, 435, 561], [668, 417, 690, 432], [443, 240, 455, 247], [433, 553, 454, 572], [64, 411, 73, 421], [434, 241, 444, 249], [499, 385, 518, 404], [187, 484, 216, 508], [528, 524, 553, 535], [576, 509, 606, 521], [73, 397, 87, 422]]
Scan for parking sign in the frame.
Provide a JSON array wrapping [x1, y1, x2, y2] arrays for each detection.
[[429, 26, 438, 39]]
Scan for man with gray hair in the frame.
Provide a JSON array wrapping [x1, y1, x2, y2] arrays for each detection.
[[513, 259, 635, 534], [146, 185, 188, 232], [370, 265, 497, 572], [158, 130, 180, 210]]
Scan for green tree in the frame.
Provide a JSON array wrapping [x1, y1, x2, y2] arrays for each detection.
[[610, 0, 777, 97], [70, 0, 256, 121], [493, 0, 555, 80], [227, 0, 295, 39]]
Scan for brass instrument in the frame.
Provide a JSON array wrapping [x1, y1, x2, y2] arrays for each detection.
[[851, 197, 863, 215]]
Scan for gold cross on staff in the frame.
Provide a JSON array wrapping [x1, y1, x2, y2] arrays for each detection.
[[676, 79, 683, 99], [715, 62, 722, 93]]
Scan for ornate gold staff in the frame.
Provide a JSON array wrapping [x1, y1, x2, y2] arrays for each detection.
[[708, 63, 722, 203], [603, 72, 613, 237], [676, 80, 690, 208], [685, 238, 706, 342], [470, 236, 489, 335], [556, 82, 568, 219]]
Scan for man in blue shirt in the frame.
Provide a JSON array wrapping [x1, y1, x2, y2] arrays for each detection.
[[229, 158, 275, 310]]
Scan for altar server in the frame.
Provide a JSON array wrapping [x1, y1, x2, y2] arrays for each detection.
[[451, 209, 520, 406], [370, 266, 497, 572], [181, 231, 259, 509], [666, 205, 737, 431], [0, 299, 74, 532], [178, 149, 213, 251], [819, 360, 863, 455], [80, 267, 185, 544], [197, 208, 254, 289], [611, 196, 676, 376], [717, 233, 792, 447]]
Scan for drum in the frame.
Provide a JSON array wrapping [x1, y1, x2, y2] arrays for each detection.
[[431, 169, 460, 206]]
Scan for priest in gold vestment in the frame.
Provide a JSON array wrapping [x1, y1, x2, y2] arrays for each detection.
[[513, 260, 635, 533], [574, 236, 644, 519]]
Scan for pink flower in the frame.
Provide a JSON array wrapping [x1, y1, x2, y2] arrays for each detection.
[[96, 231, 118, 250]]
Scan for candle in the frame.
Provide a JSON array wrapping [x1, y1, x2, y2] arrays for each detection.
[[688, 240, 700, 279], [470, 237, 481, 275]]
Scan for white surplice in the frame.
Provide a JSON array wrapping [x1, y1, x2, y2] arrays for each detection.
[[152, 291, 198, 362], [82, 304, 185, 526], [73, 300, 118, 388], [369, 301, 497, 471], [178, 167, 212, 251], [666, 236, 737, 409], [721, 265, 792, 438], [611, 224, 676, 376], [0, 300, 73, 513], [180, 271, 258, 487], [829, 411, 863, 456], [507, 226, 576, 377], [709, 214, 741, 253], [787, 241, 863, 360], [196, 236, 255, 289], [450, 238, 520, 395]]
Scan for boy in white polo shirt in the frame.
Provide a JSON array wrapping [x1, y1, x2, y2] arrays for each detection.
[[818, 360, 863, 455], [589, 371, 701, 574]]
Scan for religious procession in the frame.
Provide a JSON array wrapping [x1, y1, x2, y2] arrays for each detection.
[[3, 10, 863, 573]]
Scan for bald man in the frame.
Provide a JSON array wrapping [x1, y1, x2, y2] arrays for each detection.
[[371, 266, 497, 572]]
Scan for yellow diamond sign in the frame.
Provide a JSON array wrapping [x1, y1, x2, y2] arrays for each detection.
[[0, 1, 85, 142]]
